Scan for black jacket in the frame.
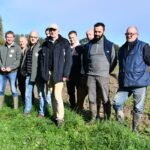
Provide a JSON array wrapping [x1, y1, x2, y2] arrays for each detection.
[[40, 35, 72, 83], [69, 45, 84, 76]]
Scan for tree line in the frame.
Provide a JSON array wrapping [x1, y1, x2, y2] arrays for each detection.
[[0, 16, 119, 53]]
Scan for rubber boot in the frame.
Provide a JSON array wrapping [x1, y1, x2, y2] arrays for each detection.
[[13, 97, 18, 109], [0, 96, 4, 109], [116, 110, 124, 124], [103, 100, 111, 120], [89, 102, 97, 124], [132, 112, 141, 132], [96, 98, 101, 120]]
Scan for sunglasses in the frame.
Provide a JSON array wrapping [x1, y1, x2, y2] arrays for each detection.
[[49, 28, 57, 31]]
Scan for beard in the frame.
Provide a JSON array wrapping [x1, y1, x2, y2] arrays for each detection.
[[94, 34, 103, 41]]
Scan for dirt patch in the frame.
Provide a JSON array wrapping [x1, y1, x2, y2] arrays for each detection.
[[5, 72, 150, 132], [62, 71, 150, 132]]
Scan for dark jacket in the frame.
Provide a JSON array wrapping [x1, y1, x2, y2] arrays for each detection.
[[118, 40, 150, 87], [69, 45, 84, 76], [40, 35, 72, 83]]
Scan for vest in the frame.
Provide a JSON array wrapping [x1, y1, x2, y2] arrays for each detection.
[[118, 40, 150, 87]]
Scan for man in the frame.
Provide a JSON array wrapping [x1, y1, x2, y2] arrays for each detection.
[[0, 31, 21, 109], [18, 36, 28, 103], [87, 30, 101, 120], [76, 29, 94, 112], [21, 31, 46, 117], [67, 31, 83, 109], [113, 26, 150, 132], [87, 23, 117, 122], [86, 29, 94, 41], [76, 29, 102, 119], [45, 28, 51, 105], [40, 24, 72, 126], [40, 28, 52, 106], [45, 28, 50, 38]]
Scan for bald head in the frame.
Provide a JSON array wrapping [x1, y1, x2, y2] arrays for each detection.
[[30, 31, 39, 37], [86, 29, 94, 41], [125, 26, 138, 42], [20, 36, 28, 49], [126, 26, 138, 34], [29, 31, 39, 45]]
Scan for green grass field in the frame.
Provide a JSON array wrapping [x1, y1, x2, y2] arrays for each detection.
[[0, 91, 149, 150]]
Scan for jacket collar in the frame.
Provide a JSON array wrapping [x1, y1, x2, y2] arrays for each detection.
[[48, 34, 64, 43], [29, 41, 40, 50], [5, 42, 15, 48], [124, 39, 138, 47]]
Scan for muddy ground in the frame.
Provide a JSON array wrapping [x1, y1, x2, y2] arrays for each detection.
[[5, 69, 150, 133]]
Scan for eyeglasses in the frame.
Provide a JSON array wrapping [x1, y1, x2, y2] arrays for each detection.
[[125, 33, 137, 36], [30, 36, 38, 39]]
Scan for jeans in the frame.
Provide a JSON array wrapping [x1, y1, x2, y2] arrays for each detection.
[[24, 76, 34, 113], [38, 83, 51, 115], [45, 83, 51, 105], [113, 87, 146, 114], [24, 76, 46, 115], [38, 83, 47, 116], [0, 72, 18, 97]]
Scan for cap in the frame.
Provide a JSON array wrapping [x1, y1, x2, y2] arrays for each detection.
[[49, 24, 59, 30]]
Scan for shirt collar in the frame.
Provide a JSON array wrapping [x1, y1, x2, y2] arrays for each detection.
[[70, 41, 80, 48], [6, 42, 15, 48]]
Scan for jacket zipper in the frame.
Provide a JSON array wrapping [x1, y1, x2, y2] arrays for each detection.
[[5, 47, 9, 68]]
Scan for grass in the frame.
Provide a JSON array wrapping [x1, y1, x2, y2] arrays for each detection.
[[0, 92, 150, 150]]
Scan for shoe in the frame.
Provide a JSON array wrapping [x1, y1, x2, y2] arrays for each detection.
[[56, 119, 64, 127], [87, 118, 96, 125], [117, 110, 124, 124], [96, 116, 101, 121], [23, 113, 31, 117], [13, 97, 18, 109], [37, 114, 44, 118]]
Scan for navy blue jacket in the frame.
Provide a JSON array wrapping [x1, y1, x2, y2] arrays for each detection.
[[40, 35, 72, 83], [118, 40, 150, 87]]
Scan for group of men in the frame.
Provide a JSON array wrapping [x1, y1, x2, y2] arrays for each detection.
[[0, 22, 149, 131]]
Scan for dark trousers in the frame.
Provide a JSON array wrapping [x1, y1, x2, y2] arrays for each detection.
[[17, 72, 26, 102], [66, 74, 81, 109], [76, 75, 88, 110]]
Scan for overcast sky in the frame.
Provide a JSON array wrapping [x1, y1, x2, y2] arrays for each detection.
[[0, 0, 149, 46]]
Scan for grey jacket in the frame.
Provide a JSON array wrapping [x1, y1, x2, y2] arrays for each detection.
[[21, 42, 41, 82], [0, 42, 21, 73]]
